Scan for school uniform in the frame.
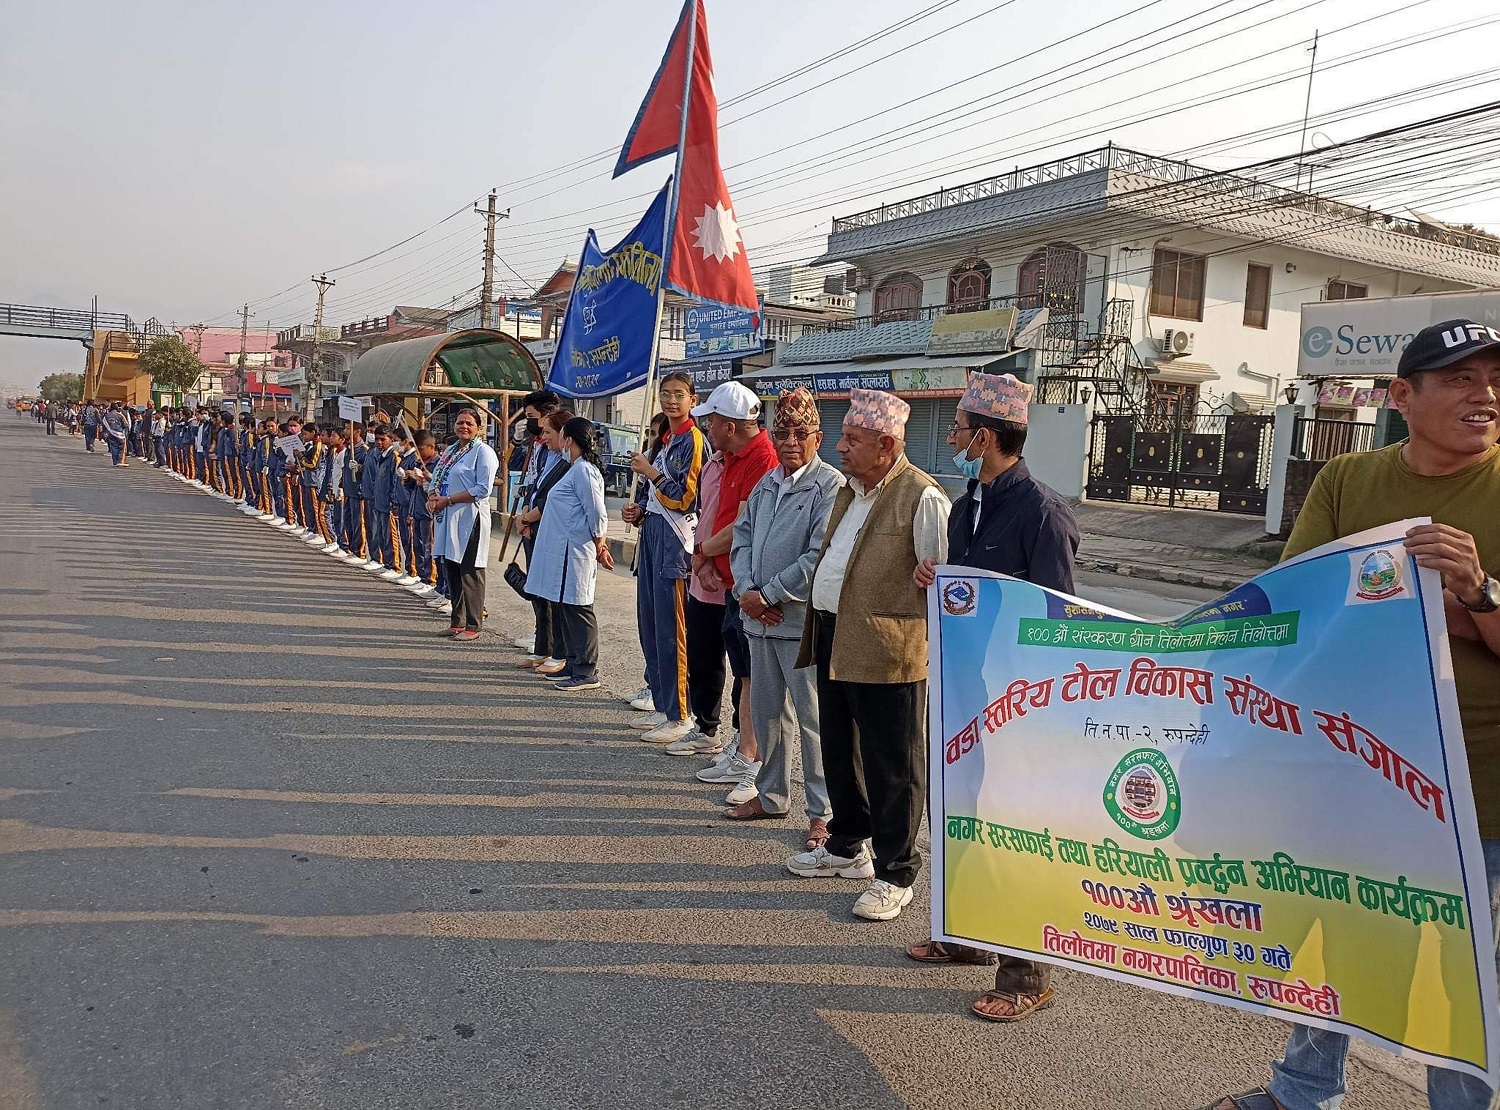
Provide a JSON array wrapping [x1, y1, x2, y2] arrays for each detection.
[[407, 453, 438, 586], [101, 410, 129, 464], [297, 441, 329, 541], [320, 446, 344, 545], [81, 405, 100, 451], [394, 446, 419, 577], [341, 442, 368, 557], [267, 435, 289, 519], [361, 444, 399, 568]]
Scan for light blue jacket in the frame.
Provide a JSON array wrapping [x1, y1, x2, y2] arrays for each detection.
[[730, 458, 844, 639], [525, 459, 607, 606]]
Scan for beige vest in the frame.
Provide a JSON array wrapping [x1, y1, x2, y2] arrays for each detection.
[[796, 455, 940, 684]]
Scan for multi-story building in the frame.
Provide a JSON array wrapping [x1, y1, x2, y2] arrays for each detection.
[[275, 306, 448, 417], [765, 145, 1500, 491], [180, 325, 294, 410]]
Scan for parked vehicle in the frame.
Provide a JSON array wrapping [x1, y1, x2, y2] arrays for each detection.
[[596, 421, 643, 498]]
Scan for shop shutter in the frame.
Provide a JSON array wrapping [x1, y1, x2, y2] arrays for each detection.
[[817, 399, 849, 468], [904, 399, 939, 472]]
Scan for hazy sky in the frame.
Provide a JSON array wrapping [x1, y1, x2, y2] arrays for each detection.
[[3, 0, 1498, 389]]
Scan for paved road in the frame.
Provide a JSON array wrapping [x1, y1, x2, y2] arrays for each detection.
[[0, 422, 1425, 1109]]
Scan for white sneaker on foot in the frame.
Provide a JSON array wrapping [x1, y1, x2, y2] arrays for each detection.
[[852, 878, 914, 921], [786, 842, 875, 880], [378, 568, 402, 580], [697, 751, 756, 784], [622, 685, 650, 706], [641, 718, 694, 745], [514, 634, 535, 650], [629, 694, 655, 712], [628, 711, 666, 731], [395, 574, 421, 586], [664, 729, 725, 757], [724, 778, 758, 806]]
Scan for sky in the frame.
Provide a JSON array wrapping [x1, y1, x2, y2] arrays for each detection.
[[3, 0, 1499, 391]]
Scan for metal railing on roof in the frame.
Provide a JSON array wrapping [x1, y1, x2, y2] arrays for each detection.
[[829, 145, 1500, 258]]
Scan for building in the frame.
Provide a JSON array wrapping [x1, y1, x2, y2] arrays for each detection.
[[180, 325, 294, 410], [275, 306, 448, 418], [768, 144, 1500, 491]]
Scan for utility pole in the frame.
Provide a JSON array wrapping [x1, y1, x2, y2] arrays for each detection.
[[308, 273, 335, 419], [1295, 30, 1319, 193], [236, 304, 252, 410], [474, 192, 510, 329]]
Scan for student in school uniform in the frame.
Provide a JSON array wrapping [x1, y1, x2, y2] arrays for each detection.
[[318, 427, 346, 555], [361, 424, 401, 576], [101, 403, 130, 467], [339, 424, 367, 561], [405, 430, 440, 594], [391, 428, 421, 584], [295, 423, 329, 545], [263, 418, 289, 524]]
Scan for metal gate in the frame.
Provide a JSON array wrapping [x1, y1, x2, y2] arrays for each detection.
[[1086, 410, 1274, 515]]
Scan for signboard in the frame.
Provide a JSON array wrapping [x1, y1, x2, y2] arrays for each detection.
[[1316, 384, 1389, 409], [749, 364, 970, 399], [278, 368, 307, 386], [927, 306, 1017, 356], [1298, 291, 1500, 378], [684, 297, 764, 361], [274, 433, 303, 461], [658, 359, 734, 390], [928, 520, 1498, 1084], [337, 395, 363, 421]]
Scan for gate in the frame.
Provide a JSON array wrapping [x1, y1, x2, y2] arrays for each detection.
[[1086, 409, 1274, 515]]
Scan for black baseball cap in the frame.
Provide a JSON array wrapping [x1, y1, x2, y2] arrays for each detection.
[[1397, 318, 1500, 378]]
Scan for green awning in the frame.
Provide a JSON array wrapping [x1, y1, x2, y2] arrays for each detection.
[[344, 329, 543, 397]]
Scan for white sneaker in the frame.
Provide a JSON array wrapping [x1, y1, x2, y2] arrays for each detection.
[[378, 568, 402, 580], [514, 634, 535, 650], [323, 545, 345, 556], [704, 733, 740, 771], [302, 534, 325, 545], [267, 516, 285, 526], [408, 584, 437, 597], [629, 694, 655, 712], [724, 778, 758, 806], [697, 752, 757, 784], [641, 718, 694, 745], [395, 574, 421, 586], [359, 559, 382, 570], [786, 842, 876, 880], [622, 685, 650, 706], [342, 554, 366, 565], [431, 600, 453, 614], [628, 711, 667, 731], [852, 878, 914, 921], [426, 597, 449, 609], [665, 729, 726, 757]]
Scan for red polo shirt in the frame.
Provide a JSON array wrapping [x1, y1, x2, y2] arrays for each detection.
[[711, 429, 778, 586]]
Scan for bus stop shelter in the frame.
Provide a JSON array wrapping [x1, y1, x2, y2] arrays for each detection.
[[343, 328, 543, 510]]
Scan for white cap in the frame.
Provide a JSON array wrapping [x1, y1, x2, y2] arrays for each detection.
[[690, 380, 761, 420]]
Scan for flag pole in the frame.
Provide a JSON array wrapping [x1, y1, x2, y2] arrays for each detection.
[[630, 0, 698, 503]]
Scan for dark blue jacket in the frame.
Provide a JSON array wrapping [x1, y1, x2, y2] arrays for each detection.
[[360, 445, 398, 511], [946, 458, 1079, 594]]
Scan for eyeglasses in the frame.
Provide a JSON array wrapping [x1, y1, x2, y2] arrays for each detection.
[[772, 428, 816, 442], [948, 422, 979, 436], [659, 390, 693, 402]]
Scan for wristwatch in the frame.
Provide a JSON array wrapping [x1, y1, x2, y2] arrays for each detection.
[[1459, 575, 1500, 614]]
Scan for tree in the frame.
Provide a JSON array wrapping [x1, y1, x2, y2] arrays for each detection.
[[38, 373, 83, 403], [139, 334, 205, 394]]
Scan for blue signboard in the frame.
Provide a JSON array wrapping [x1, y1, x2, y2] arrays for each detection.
[[684, 297, 763, 361], [749, 370, 897, 397], [548, 182, 670, 399]]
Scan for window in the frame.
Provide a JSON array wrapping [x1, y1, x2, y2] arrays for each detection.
[[1150, 249, 1206, 321], [1243, 263, 1271, 329], [1149, 381, 1199, 426], [946, 259, 991, 313], [1018, 243, 1086, 314], [1326, 280, 1367, 301], [873, 272, 922, 323]]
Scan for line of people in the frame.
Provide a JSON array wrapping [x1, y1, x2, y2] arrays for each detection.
[[508, 372, 1085, 1031], [80, 402, 512, 637]]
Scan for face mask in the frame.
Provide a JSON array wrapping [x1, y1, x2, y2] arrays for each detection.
[[952, 429, 983, 481], [526, 418, 542, 438], [365, 432, 375, 444]]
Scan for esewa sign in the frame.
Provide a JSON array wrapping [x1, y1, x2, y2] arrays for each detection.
[[929, 520, 1498, 1083], [1298, 290, 1500, 378]]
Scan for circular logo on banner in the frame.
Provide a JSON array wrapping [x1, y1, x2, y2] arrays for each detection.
[[1103, 748, 1181, 840], [1356, 549, 1403, 600]]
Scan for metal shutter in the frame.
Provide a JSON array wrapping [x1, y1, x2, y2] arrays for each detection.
[[903, 399, 939, 472], [817, 399, 849, 467]]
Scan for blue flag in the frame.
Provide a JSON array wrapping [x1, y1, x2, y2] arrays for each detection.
[[548, 183, 669, 399]]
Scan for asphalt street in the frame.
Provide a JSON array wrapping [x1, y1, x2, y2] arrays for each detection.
[[0, 420, 1428, 1109]]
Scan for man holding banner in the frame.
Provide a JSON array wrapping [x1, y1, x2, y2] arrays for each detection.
[[907, 372, 1082, 1021], [1201, 320, 1500, 1109]]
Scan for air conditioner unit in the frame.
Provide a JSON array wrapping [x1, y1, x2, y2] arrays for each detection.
[[1159, 328, 1195, 358], [846, 268, 870, 291]]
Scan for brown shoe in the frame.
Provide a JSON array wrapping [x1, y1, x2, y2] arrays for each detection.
[[535, 659, 567, 676], [724, 796, 787, 820], [451, 629, 480, 642]]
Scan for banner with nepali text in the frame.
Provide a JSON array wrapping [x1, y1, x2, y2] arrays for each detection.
[[928, 519, 1498, 1083]]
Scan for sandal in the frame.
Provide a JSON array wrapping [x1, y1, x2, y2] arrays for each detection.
[[1195, 1091, 1281, 1110], [806, 818, 830, 851], [971, 987, 1055, 1023], [905, 939, 999, 966]]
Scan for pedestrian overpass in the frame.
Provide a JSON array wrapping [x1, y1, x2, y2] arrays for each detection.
[[0, 301, 175, 403]]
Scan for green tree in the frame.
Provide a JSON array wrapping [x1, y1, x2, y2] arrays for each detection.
[[139, 334, 205, 394], [38, 372, 84, 403]]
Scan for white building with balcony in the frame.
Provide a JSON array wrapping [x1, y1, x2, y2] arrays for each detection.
[[761, 145, 1500, 487]]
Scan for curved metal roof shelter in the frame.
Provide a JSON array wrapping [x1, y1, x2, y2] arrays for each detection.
[[343, 329, 542, 398]]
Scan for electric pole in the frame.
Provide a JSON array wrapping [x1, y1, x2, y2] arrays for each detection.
[[474, 192, 510, 329], [308, 273, 335, 419], [1296, 30, 1319, 193], [236, 304, 252, 410]]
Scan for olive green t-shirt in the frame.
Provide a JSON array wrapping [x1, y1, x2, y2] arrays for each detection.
[[1283, 442, 1500, 838]]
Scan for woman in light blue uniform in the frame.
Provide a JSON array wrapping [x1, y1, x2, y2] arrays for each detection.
[[427, 409, 499, 641], [525, 417, 613, 690]]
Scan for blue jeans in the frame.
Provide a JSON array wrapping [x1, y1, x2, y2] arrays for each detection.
[[107, 436, 124, 465], [1269, 838, 1500, 1109]]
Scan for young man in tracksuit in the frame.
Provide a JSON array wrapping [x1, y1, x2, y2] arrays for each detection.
[[264, 419, 288, 522], [406, 430, 439, 592], [318, 427, 346, 554], [341, 426, 367, 560], [81, 402, 100, 451], [361, 425, 399, 574], [296, 423, 328, 544], [238, 416, 259, 510], [395, 432, 426, 584], [215, 413, 237, 497]]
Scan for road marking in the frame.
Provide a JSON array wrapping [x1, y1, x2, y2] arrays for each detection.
[[0, 1012, 41, 1110]]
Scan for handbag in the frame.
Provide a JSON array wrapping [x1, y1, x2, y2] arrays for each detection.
[[503, 555, 530, 599]]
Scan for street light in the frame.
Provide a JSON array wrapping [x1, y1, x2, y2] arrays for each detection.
[[1283, 381, 1301, 404]]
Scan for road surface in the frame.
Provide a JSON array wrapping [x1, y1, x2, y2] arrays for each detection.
[[0, 421, 1424, 1109]]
